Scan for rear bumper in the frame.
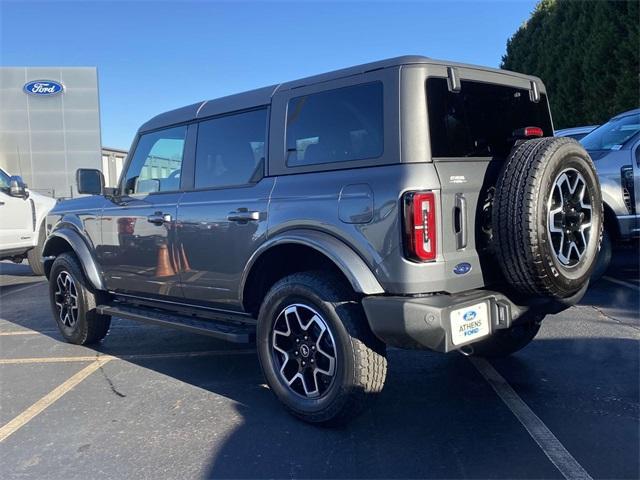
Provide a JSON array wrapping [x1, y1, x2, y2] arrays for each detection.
[[362, 289, 561, 353]]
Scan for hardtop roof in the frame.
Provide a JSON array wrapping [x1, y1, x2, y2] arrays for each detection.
[[138, 55, 542, 133]]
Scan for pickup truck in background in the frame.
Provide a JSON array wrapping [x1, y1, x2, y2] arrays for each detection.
[[0, 167, 56, 275]]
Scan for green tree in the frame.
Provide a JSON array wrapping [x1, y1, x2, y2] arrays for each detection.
[[502, 0, 639, 129]]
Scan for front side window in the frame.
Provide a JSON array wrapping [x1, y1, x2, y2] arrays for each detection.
[[286, 82, 384, 167], [581, 112, 640, 151], [122, 126, 187, 194], [427, 78, 553, 158], [194, 109, 267, 189]]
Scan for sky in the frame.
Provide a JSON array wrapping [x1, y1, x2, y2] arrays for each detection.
[[1, 0, 538, 149]]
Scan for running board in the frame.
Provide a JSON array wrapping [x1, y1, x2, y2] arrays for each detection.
[[96, 304, 255, 343]]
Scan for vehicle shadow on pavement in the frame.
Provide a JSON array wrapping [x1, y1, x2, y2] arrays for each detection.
[[193, 337, 638, 479]]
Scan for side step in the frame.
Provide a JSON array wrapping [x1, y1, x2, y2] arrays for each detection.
[[96, 304, 255, 343]]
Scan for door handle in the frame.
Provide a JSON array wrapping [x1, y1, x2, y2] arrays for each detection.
[[227, 209, 260, 222], [147, 212, 172, 225], [454, 193, 467, 250], [0, 201, 5, 206]]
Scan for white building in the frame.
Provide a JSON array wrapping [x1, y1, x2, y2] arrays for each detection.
[[101, 146, 128, 187]]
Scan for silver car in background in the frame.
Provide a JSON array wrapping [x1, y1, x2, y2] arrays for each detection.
[[566, 109, 640, 278], [555, 125, 599, 141]]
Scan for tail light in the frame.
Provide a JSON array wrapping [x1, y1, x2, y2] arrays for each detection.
[[513, 126, 544, 138], [403, 191, 437, 262]]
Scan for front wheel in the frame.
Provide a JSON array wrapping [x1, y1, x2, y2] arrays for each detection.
[[49, 253, 111, 345], [257, 271, 387, 426], [27, 223, 46, 276]]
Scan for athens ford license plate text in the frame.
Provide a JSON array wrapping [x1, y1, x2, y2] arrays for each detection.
[[450, 303, 489, 345]]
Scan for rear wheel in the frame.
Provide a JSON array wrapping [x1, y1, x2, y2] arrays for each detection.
[[49, 253, 111, 345], [257, 271, 387, 426]]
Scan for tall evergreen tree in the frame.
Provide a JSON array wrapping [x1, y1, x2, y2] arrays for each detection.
[[502, 0, 639, 129]]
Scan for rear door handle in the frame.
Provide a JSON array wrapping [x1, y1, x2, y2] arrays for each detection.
[[147, 212, 172, 225], [454, 193, 467, 250], [227, 209, 260, 222]]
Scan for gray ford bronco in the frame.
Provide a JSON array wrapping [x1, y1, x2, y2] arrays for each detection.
[[43, 56, 603, 425]]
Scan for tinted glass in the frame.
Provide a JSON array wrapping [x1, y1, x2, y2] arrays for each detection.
[[566, 132, 589, 141], [427, 78, 553, 158], [0, 168, 10, 189], [581, 113, 640, 151], [286, 82, 383, 167], [194, 109, 267, 189], [123, 126, 187, 194]]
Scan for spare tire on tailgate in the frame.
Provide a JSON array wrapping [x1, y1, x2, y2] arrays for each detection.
[[492, 137, 603, 299]]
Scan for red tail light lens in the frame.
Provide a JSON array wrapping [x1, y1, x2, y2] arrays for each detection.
[[513, 126, 544, 138], [403, 191, 437, 262]]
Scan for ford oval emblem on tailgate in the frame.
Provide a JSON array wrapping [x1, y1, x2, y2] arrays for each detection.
[[23, 80, 64, 96], [463, 310, 477, 321], [453, 262, 472, 275]]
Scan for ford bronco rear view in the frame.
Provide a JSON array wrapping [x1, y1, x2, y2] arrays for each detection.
[[42, 56, 603, 425]]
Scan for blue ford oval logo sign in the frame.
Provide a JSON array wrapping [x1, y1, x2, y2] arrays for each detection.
[[23, 80, 64, 96], [453, 262, 472, 275], [463, 310, 477, 322]]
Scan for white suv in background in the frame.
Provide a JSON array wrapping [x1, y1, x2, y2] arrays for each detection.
[[0, 167, 56, 275]]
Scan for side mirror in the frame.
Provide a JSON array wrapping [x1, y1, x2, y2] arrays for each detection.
[[76, 168, 104, 195], [9, 176, 28, 198]]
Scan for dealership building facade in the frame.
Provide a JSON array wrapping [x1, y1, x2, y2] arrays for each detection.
[[0, 67, 103, 198]]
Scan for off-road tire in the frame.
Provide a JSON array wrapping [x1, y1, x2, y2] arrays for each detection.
[[27, 223, 46, 276], [471, 318, 542, 358], [49, 253, 111, 345], [257, 271, 387, 426], [493, 137, 603, 298]]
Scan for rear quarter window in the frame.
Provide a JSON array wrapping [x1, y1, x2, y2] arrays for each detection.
[[286, 82, 384, 167], [427, 78, 553, 158]]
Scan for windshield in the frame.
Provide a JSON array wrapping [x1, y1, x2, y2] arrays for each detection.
[[0, 168, 10, 189], [581, 112, 640, 151]]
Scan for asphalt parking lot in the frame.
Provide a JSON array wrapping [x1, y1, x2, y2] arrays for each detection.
[[0, 246, 638, 479]]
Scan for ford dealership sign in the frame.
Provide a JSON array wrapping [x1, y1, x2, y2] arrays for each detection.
[[23, 80, 64, 96]]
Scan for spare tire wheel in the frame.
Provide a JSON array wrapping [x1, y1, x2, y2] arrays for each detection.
[[492, 137, 603, 298]]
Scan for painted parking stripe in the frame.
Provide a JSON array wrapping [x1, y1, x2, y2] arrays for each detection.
[[0, 330, 40, 336], [602, 276, 640, 292], [0, 349, 256, 365], [470, 357, 593, 480], [0, 282, 45, 297], [0, 358, 111, 443]]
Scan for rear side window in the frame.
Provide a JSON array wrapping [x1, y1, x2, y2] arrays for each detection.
[[427, 78, 553, 158], [194, 109, 267, 189], [286, 82, 383, 167], [123, 126, 187, 194]]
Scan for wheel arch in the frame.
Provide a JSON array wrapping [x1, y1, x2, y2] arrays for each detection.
[[240, 229, 384, 316], [42, 226, 105, 291]]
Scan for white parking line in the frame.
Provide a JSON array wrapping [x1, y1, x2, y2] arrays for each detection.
[[470, 357, 593, 480], [0, 282, 45, 297], [602, 276, 640, 292]]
